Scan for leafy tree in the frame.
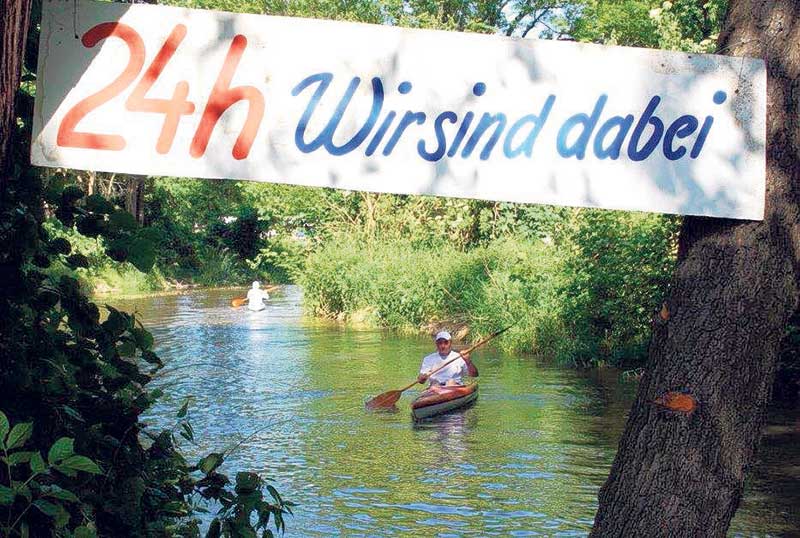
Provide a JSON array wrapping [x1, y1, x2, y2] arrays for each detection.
[[559, 210, 679, 364], [1, 1, 293, 536], [564, 0, 727, 51]]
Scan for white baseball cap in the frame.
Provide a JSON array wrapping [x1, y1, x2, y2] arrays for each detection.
[[435, 331, 452, 342]]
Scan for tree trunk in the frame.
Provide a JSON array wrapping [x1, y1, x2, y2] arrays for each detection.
[[0, 0, 32, 189], [591, 1, 800, 537], [85, 170, 96, 195], [124, 175, 146, 224]]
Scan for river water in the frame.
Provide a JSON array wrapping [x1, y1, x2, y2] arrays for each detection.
[[110, 287, 800, 537]]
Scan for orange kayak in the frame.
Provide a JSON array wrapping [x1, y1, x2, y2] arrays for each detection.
[[411, 382, 478, 420]]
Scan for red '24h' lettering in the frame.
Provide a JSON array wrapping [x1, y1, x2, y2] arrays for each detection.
[[190, 35, 264, 160], [56, 23, 263, 160]]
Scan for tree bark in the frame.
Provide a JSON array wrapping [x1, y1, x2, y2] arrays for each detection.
[[124, 175, 146, 224], [0, 0, 32, 189], [591, 1, 800, 537]]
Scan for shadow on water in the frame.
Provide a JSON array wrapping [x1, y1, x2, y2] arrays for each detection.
[[109, 287, 800, 537]]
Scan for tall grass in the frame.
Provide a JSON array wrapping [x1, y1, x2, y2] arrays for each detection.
[[299, 210, 678, 366], [300, 236, 570, 359]]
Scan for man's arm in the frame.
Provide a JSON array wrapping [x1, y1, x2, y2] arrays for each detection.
[[418, 356, 430, 384], [461, 352, 478, 377]]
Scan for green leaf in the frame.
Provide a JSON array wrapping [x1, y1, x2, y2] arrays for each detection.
[[54, 503, 70, 528], [118, 340, 136, 357], [177, 399, 190, 418], [75, 526, 97, 538], [0, 485, 15, 505], [44, 174, 68, 203], [127, 235, 156, 272], [206, 519, 221, 538], [198, 453, 224, 474], [136, 226, 162, 244], [45, 485, 79, 502], [66, 253, 90, 269], [5, 451, 33, 465], [47, 237, 72, 255], [61, 455, 102, 474], [232, 517, 257, 538], [54, 464, 77, 478], [12, 482, 32, 502], [77, 213, 107, 237], [236, 472, 261, 493], [30, 451, 46, 473], [0, 410, 9, 444], [108, 210, 137, 233], [103, 308, 130, 335], [266, 485, 284, 505], [61, 406, 85, 423], [132, 327, 154, 351], [85, 193, 115, 214], [33, 499, 59, 517], [180, 422, 194, 443], [141, 351, 163, 366], [105, 239, 128, 262], [48, 437, 74, 465], [161, 501, 187, 515], [61, 185, 84, 204], [6, 422, 33, 450]]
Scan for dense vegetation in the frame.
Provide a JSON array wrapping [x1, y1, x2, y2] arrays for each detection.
[[1, 151, 294, 537], [300, 208, 680, 365], [1, 2, 298, 536], [2, 0, 797, 534]]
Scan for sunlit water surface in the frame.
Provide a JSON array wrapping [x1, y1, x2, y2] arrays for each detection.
[[109, 287, 800, 537]]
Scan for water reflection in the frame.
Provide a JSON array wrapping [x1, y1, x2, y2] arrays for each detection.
[[107, 287, 800, 537]]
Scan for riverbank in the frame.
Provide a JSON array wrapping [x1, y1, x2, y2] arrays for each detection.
[[92, 283, 245, 300], [299, 224, 677, 367], [42, 216, 295, 297]]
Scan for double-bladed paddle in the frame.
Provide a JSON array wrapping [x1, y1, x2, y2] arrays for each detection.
[[365, 325, 514, 410], [231, 285, 279, 307]]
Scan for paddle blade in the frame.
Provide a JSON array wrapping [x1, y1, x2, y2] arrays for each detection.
[[231, 297, 246, 308], [365, 390, 403, 410]]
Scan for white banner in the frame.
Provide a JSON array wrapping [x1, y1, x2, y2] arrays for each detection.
[[32, 0, 766, 219]]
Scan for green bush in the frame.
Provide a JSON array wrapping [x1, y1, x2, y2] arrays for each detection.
[[41, 219, 167, 295], [557, 210, 679, 365], [299, 212, 679, 367], [300, 236, 569, 356], [1, 162, 293, 537]]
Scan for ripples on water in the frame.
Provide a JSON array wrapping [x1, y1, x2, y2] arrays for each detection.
[[107, 287, 800, 537]]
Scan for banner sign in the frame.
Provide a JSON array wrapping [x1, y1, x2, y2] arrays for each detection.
[[32, 0, 766, 219]]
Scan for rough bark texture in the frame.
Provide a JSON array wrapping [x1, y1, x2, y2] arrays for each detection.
[[591, 1, 800, 537], [124, 175, 146, 224], [0, 0, 32, 186]]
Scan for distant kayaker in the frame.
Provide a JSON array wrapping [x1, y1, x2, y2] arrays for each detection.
[[245, 281, 269, 311], [417, 330, 478, 387]]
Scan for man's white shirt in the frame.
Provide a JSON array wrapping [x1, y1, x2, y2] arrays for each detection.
[[246, 288, 269, 311], [420, 351, 468, 385]]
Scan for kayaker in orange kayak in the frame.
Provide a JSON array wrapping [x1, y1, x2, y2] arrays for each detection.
[[245, 281, 270, 311], [417, 330, 478, 387]]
